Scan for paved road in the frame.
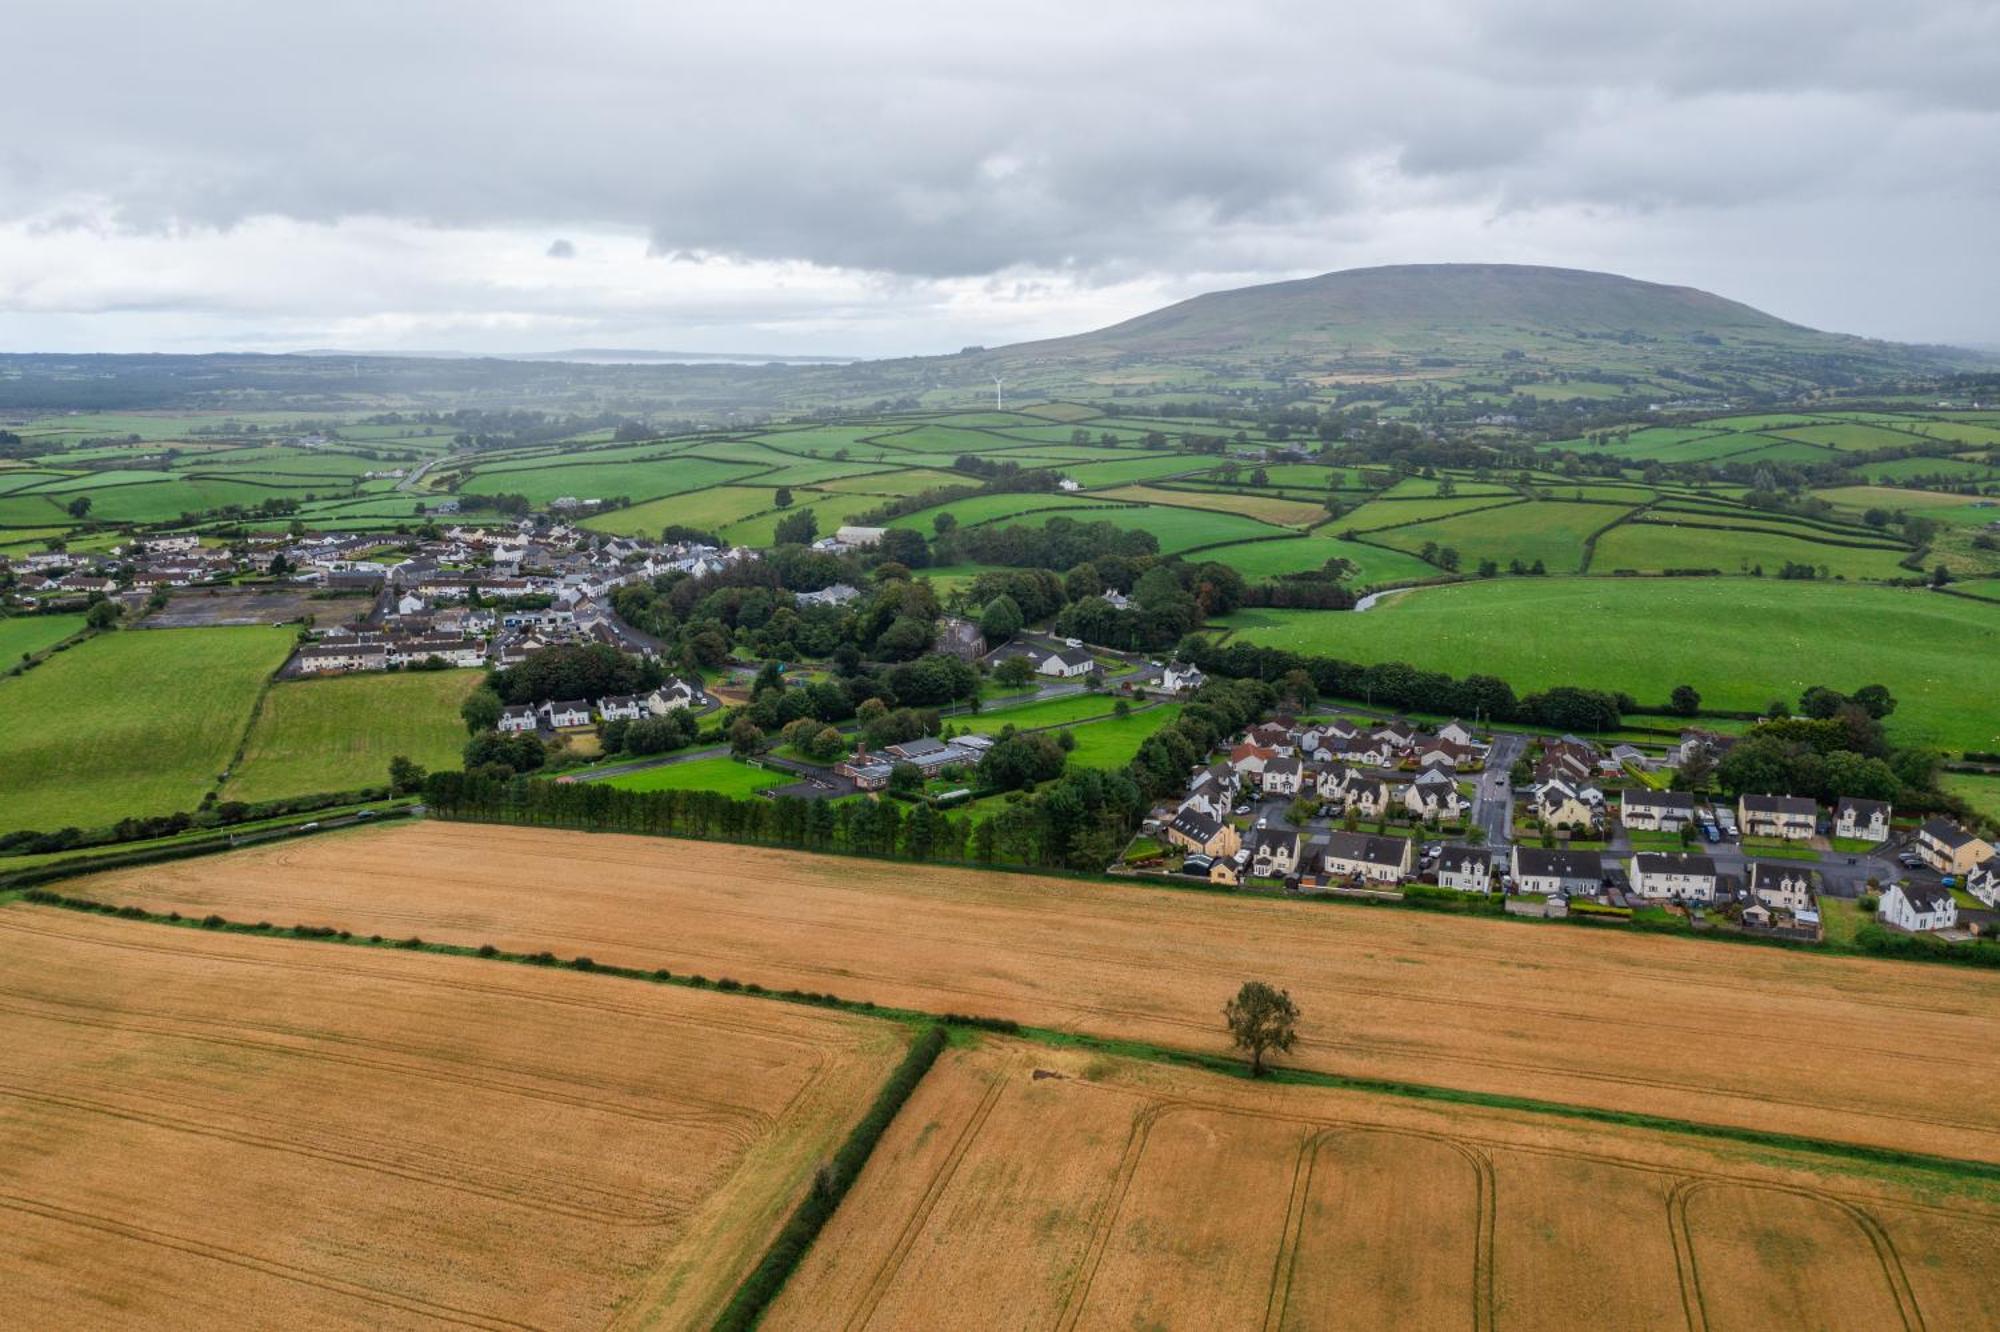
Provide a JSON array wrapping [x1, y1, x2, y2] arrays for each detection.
[[1474, 734, 1525, 848]]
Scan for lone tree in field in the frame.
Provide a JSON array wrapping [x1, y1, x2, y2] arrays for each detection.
[[1224, 981, 1299, 1077]]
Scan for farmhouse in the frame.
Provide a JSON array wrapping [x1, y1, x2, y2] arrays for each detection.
[[1878, 882, 1958, 933], [1312, 831, 1413, 885], [1738, 793, 1817, 841], [1834, 797, 1892, 842], [1915, 818, 1994, 876], [1160, 663, 1206, 695], [1510, 847, 1604, 897], [539, 699, 592, 729], [1747, 862, 1814, 913], [1631, 852, 1720, 902], [1436, 846, 1495, 893], [1166, 809, 1241, 860], [1620, 789, 1697, 833]]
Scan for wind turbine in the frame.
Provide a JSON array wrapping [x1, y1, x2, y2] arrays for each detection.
[[992, 376, 1005, 411]]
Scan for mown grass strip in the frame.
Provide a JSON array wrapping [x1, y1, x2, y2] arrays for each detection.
[[12, 888, 2000, 1188]]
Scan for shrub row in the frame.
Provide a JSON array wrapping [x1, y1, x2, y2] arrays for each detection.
[[712, 1025, 949, 1331]]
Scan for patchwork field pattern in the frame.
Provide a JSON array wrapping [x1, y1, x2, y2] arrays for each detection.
[[771, 1041, 2000, 1330], [64, 822, 2000, 1165], [0, 903, 904, 1331]]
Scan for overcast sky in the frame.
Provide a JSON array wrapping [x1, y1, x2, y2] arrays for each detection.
[[2, 1, 1996, 357]]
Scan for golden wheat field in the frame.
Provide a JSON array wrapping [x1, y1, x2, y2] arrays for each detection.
[[63, 821, 2000, 1166], [0, 903, 905, 1330], [769, 1039, 2000, 1331]]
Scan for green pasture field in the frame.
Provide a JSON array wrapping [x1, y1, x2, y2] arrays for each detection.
[[1335, 495, 1521, 532], [886, 491, 1130, 531], [1080, 503, 1287, 554], [581, 485, 791, 538], [1567, 429, 1761, 465], [0, 527, 75, 553], [870, 423, 1041, 453], [1774, 422, 1927, 452], [0, 614, 87, 661], [459, 441, 687, 474], [1369, 499, 1633, 573], [0, 470, 74, 495], [1697, 414, 1826, 432], [1386, 476, 1519, 498], [1860, 456, 2000, 484], [916, 563, 1010, 597], [1214, 578, 2000, 751], [811, 467, 965, 496], [0, 626, 293, 834], [1942, 771, 2000, 824], [751, 459, 904, 487], [1056, 455, 1214, 487], [1814, 486, 2000, 521], [1097, 484, 1327, 528], [962, 694, 1126, 732], [1637, 504, 1902, 542], [224, 669, 486, 803], [1894, 420, 2000, 448], [12, 467, 187, 493], [720, 494, 882, 546], [31, 476, 338, 523], [1589, 521, 1914, 580], [1059, 704, 1185, 768], [457, 456, 763, 506], [1188, 534, 1440, 586], [0, 495, 70, 525], [600, 755, 784, 797], [1538, 483, 1657, 503], [1711, 440, 1843, 466]]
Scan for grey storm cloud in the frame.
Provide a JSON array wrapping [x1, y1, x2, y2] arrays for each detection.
[[0, 0, 1996, 349]]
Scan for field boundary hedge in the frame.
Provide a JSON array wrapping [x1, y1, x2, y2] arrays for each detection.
[[712, 1024, 949, 1331]]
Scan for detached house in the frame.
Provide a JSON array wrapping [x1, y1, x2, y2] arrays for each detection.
[[1346, 777, 1397, 820], [1967, 857, 2000, 908], [597, 694, 647, 723], [1160, 663, 1206, 695], [1915, 818, 1994, 877], [1314, 831, 1413, 884], [1403, 769, 1468, 821], [1247, 828, 1302, 878], [497, 704, 539, 734], [1747, 862, 1814, 913], [1834, 798, 1892, 843], [1511, 847, 1603, 897], [1620, 789, 1697, 833], [1436, 846, 1495, 893], [1037, 647, 1094, 678], [1879, 882, 1957, 933], [1167, 809, 1241, 860], [1528, 778, 1602, 831], [539, 699, 592, 729], [1738, 794, 1817, 841], [1260, 755, 1304, 796], [1631, 852, 1720, 903]]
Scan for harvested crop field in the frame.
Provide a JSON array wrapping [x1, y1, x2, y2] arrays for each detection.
[[63, 821, 2000, 1164], [769, 1040, 2000, 1330], [0, 902, 904, 1330]]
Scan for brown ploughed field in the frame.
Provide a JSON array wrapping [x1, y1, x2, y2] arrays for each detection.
[[61, 821, 2000, 1163], [767, 1040, 2000, 1330], [0, 902, 904, 1331]]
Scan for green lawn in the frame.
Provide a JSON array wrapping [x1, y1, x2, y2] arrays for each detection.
[[1060, 704, 1185, 768], [600, 755, 784, 797], [224, 669, 487, 803], [0, 626, 293, 833], [0, 614, 87, 663], [963, 693, 1124, 732], [1213, 578, 2000, 753]]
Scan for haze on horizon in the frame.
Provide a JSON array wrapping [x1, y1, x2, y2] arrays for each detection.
[[2, 1, 1996, 360]]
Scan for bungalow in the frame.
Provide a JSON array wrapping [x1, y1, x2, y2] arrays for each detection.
[[539, 699, 592, 729], [1166, 809, 1241, 860], [1738, 794, 1817, 841], [1878, 882, 1958, 933], [1315, 830, 1413, 884], [1747, 862, 1814, 913], [1248, 828, 1302, 878], [1414, 737, 1478, 769], [1834, 798, 1892, 843], [1037, 646, 1095, 678], [1510, 847, 1604, 897], [1528, 777, 1603, 831], [1260, 755, 1304, 797], [1620, 789, 1697, 833], [1436, 846, 1495, 894], [497, 704, 539, 734], [597, 694, 648, 723], [1404, 769, 1468, 821], [1631, 852, 1720, 903], [1915, 818, 1994, 877]]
